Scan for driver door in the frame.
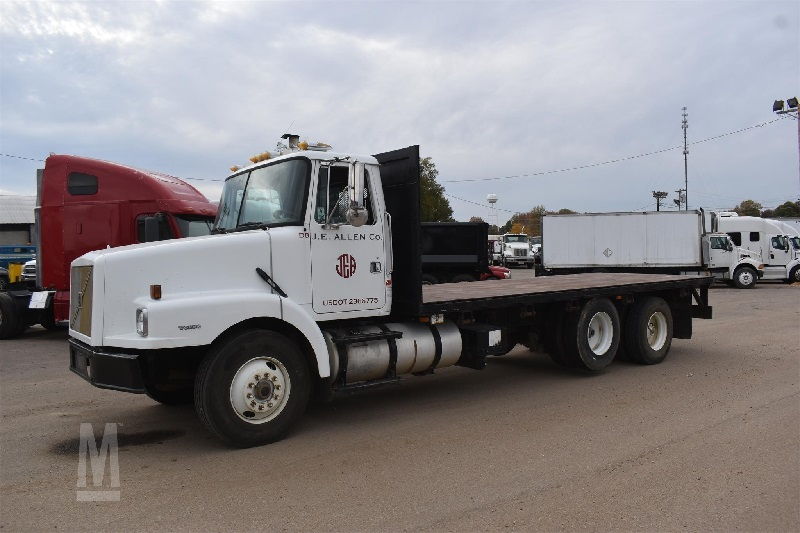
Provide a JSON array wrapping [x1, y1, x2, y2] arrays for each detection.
[[309, 163, 387, 315]]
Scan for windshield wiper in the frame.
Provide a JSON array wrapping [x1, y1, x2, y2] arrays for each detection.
[[229, 222, 270, 233]]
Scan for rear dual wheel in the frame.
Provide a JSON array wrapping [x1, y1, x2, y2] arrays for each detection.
[[624, 297, 673, 365], [545, 298, 620, 371]]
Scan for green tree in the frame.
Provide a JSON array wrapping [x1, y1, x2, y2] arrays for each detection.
[[419, 157, 454, 222], [733, 199, 762, 217], [773, 200, 800, 217]]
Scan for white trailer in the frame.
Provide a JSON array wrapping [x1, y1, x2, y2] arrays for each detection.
[[541, 210, 764, 288], [66, 141, 714, 447], [716, 215, 800, 283]]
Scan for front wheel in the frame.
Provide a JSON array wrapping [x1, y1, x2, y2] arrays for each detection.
[[194, 330, 311, 447], [787, 265, 800, 284], [733, 266, 757, 289]]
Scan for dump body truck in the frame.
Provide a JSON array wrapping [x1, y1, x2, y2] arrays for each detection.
[[67, 143, 713, 447], [539, 210, 764, 288], [421, 222, 507, 283], [0, 155, 216, 339]]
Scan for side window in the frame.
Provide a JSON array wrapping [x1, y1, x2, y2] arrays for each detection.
[[313, 166, 375, 225], [727, 232, 741, 246], [749, 232, 760, 242], [771, 236, 784, 250], [136, 214, 174, 242], [710, 236, 726, 250], [67, 172, 98, 195]]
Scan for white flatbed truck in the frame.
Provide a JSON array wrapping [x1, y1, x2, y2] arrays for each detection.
[[68, 142, 713, 447]]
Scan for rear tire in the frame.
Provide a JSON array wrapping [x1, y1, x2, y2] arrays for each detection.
[[194, 329, 311, 447], [733, 266, 757, 289], [623, 297, 673, 365], [560, 298, 620, 371]]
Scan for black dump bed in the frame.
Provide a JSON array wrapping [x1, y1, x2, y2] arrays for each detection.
[[420, 272, 713, 314], [420, 222, 489, 271]]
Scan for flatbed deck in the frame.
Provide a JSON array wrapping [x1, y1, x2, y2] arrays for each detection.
[[420, 272, 713, 314]]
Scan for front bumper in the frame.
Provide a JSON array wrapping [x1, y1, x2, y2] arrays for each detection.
[[69, 338, 145, 393]]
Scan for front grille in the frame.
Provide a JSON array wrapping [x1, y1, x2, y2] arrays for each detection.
[[70, 266, 93, 336], [513, 248, 527, 257], [23, 265, 36, 274]]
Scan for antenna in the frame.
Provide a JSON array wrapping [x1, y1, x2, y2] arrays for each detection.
[[682, 107, 689, 210]]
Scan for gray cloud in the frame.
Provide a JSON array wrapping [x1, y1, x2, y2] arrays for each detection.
[[1, 1, 798, 222]]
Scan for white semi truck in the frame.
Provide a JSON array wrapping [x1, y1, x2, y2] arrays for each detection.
[[539, 210, 764, 288], [68, 141, 714, 447], [717, 214, 800, 283]]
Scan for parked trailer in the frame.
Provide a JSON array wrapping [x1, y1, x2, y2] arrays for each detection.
[[539, 210, 764, 288], [0, 155, 217, 339], [67, 142, 713, 447]]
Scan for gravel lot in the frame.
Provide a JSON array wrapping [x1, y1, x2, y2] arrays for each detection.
[[1, 278, 798, 531]]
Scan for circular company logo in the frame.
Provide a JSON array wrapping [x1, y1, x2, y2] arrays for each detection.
[[336, 254, 357, 278]]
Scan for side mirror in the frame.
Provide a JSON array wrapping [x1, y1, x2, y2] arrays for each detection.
[[346, 162, 369, 227], [726, 242, 733, 252]]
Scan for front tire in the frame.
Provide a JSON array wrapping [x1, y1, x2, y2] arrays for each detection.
[[624, 297, 673, 365], [194, 329, 311, 447], [787, 265, 800, 284], [733, 266, 757, 289]]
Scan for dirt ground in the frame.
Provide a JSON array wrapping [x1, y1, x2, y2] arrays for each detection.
[[1, 280, 798, 531]]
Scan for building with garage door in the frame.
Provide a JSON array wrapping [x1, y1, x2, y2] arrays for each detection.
[[0, 195, 36, 245]]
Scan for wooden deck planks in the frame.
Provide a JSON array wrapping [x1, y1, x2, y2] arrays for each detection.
[[422, 272, 710, 304]]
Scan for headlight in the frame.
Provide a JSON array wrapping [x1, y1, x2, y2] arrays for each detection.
[[136, 308, 148, 337]]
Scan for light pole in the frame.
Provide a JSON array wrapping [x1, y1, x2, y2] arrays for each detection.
[[652, 191, 668, 211], [773, 97, 799, 192]]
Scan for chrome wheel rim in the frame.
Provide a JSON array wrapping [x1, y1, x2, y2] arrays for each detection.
[[229, 357, 291, 424], [587, 311, 613, 356], [646, 311, 668, 351]]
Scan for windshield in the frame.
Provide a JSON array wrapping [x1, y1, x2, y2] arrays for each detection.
[[215, 159, 310, 231], [174, 215, 215, 237], [504, 235, 529, 243]]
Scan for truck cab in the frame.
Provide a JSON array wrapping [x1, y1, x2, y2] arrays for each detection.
[[717, 215, 800, 283], [501, 233, 534, 268], [0, 155, 217, 339]]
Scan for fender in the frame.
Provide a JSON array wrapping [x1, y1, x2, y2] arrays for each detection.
[[103, 291, 331, 379]]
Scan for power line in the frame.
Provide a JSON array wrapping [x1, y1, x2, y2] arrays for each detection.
[[1, 153, 44, 162], [441, 116, 788, 184]]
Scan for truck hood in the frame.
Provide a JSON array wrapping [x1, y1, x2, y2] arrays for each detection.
[[71, 230, 274, 345]]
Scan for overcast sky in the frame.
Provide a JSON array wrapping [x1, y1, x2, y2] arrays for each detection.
[[1, 1, 798, 223]]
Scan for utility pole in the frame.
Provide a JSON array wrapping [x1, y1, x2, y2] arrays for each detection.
[[773, 97, 799, 194], [652, 191, 668, 211], [674, 188, 686, 210], [682, 107, 689, 210]]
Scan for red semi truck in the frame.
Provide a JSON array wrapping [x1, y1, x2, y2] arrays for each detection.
[[0, 155, 217, 339]]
